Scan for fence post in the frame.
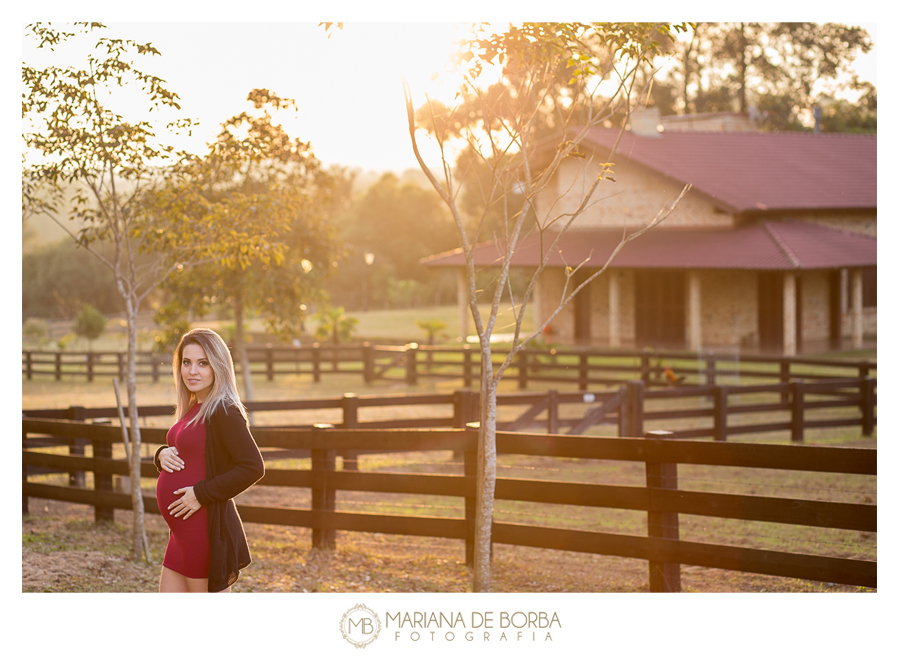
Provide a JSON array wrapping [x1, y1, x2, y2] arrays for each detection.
[[780, 361, 791, 404], [405, 343, 419, 385], [266, 346, 275, 382], [517, 350, 528, 390], [151, 355, 160, 384], [86, 352, 94, 383], [625, 381, 645, 437], [312, 344, 322, 383], [91, 420, 115, 524], [705, 355, 716, 387], [645, 429, 681, 592], [547, 390, 560, 435], [861, 377, 875, 437], [713, 386, 729, 442], [67, 406, 87, 487], [55, 352, 62, 381], [453, 390, 480, 428], [462, 345, 473, 388], [640, 353, 651, 387], [790, 381, 805, 444], [362, 343, 374, 384], [22, 424, 29, 515], [453, 390, 479, 461], [311, 423, 336, 550], [25, 351, 33, 381], [578, 352, 589, 390], [341, 394, 360, 471]]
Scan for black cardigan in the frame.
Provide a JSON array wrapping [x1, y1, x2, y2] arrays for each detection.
[[155, 402, 265, 592]]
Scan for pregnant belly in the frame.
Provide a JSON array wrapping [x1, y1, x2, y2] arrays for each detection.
[[156, 470, 201, 524]]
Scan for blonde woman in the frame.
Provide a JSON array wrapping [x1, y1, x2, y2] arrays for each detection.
[[154, 328, 264, 593]]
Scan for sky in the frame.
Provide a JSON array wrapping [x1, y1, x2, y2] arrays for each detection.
[[19, 19, 878, 177], [20, 21, 492, 176]]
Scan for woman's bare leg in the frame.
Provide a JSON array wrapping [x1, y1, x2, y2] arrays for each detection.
[[159, 566, 209, 593], [159, 565, 189, 592]]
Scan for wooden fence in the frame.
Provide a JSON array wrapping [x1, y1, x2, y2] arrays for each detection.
[[24, 372, 876, 448], [22, 344, 876, 390], [22, 419, 876, 591]]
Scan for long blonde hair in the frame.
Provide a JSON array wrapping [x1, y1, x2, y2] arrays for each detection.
[[172, 328, 247, 427]]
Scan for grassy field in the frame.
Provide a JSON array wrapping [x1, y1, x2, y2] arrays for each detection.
[[26, 304, 532, 353]]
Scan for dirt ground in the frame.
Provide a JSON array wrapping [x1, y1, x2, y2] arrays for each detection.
[[22, 498, 871, 594]]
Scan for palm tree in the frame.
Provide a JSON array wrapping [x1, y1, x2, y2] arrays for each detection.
[[314, 306, 359, 344]]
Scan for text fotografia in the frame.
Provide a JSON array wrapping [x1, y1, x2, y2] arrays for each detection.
[[387, 611, 561, 642]]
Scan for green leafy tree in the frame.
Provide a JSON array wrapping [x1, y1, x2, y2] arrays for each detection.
[[313, 306, 359, 344], [73, 303, 106, 350], [325, 172, 457, 310], [22, 23, 287, 561], [157, 89, 346, 400], [658, 22, 873, 129], [403, 21, 691, 591], [23, 318, 51, 347], [22, 240, 123, 318]]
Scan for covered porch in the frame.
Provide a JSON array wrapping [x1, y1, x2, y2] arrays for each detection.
[[422, 220, 876, 356]]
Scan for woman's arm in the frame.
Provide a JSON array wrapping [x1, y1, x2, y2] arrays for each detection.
[[193, 404, 265, 506]]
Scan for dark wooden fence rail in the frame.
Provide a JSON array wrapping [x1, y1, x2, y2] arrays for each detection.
[[22, 420, 877, 591], [24, 374, 876, 447], [23, 344, 876, 390]]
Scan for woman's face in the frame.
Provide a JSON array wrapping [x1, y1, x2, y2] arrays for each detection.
[[181, 343, 215, 403]]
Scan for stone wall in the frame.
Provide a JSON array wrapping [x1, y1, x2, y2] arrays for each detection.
[[542, 158, 733, 230]]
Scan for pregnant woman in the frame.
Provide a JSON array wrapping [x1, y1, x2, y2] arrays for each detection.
[[154, 328, 264, 593]]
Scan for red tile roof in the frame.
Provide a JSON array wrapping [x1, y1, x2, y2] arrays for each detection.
[[578, 128, 876, 214], [421, 220, 876, 271]]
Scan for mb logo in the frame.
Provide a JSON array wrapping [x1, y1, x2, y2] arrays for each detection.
[[340, 604, 382, 648]]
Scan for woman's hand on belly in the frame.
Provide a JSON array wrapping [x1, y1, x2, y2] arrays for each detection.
[[168, 486, 202, 520], [159, 447, 185, 473]]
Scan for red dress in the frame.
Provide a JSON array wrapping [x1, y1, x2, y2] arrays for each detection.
[[156, 404, 210, 579]]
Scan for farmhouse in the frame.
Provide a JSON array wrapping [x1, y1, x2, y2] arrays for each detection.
[[422, 111, 876, 355]]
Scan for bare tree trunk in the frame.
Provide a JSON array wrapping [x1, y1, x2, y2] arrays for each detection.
[[738, 23, 748, 113], [473, 344, 498, 592], [123, 297, 148, 562], [233, 287, 254, 403]]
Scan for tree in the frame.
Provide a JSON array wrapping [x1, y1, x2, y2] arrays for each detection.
[[313, 305, 359, 344], [324, 172, 458, 310], [156, 89, 347, 401], [22, 23, 287, 561], [23, 318, 51, 347], [415, 319, 447, 345], [658, 22, 873, 129], [23, 239, 124, 318], [73, 303, 106, 349], [403, 22, 691, 592]]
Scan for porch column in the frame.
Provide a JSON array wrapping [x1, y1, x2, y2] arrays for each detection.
[[783, 272, 797, 356], [850, 267, 863, 349], [609, 272, 621, 348], [686, 270, 702, 351], [532, 270, 544, 337], [457, 268, 469, 341]]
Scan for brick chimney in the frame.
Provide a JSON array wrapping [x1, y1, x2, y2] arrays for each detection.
[[629, 107, 662, 137]]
